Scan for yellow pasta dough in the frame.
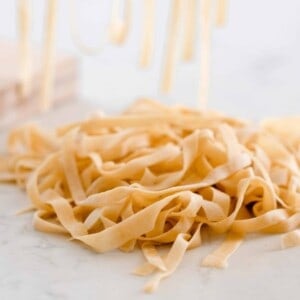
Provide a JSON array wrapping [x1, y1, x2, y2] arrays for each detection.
[[1, 99, 300, 292]]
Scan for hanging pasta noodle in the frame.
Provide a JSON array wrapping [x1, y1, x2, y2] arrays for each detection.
[[139, 0, 155, 67], [182, 0, 197, 61], [2, 99, 300, 292], [68, 0, 105, 55], [215, 0, 228, 27], [109, 0, 132, 45], [199, 0, 212, 109], [40, 0, 58, 111], [160, 0, 183, 93], [18, 0, 31, 101]]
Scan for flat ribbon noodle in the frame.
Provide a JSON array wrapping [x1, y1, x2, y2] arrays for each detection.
[[1, 99, 300, 292]]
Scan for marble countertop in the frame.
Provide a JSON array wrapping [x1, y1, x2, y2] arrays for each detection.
[[0, 102, 300, 300]]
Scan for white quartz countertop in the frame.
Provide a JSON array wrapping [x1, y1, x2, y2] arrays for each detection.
[[1, 102, 300, 300]]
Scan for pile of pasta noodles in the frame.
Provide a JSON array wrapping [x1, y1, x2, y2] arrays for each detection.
[[1, 99, 300, 292]]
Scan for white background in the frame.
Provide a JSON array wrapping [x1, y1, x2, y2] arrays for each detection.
[[1, 0, 300, 119]]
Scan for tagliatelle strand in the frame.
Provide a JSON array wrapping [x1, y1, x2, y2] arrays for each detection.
[[215, 0, 228, 27], [68, 0, 105, 55], [140, 0, 155, 67], [1, 99, 300, 292], [202, 231, 243, 268], [199, 0, 212, 109], [109, 0, 132, 45], [182, 0, 197, 61], [40, 0, 58, 111], [281, 229, 300, 248], [161, 0, 183, 93], [18, 0, 31, 100]]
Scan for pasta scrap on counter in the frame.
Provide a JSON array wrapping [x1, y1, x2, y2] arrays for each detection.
[[1, 99, 300, 292]]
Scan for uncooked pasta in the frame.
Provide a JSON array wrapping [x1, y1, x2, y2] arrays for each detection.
[[18, 0, 31, 100], [1, 99, 300, 292], [40, 0, 58, 111]]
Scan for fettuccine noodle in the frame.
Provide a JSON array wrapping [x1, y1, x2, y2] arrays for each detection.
[[18, 0, 31, 100], [1, 99, 300, 292], [109, 0, 132, 45], [161, 0, 183, 93], [215, 0, 228, 27], [182, 0, 197, 61], [199, 0, 212, 109], [140, 0, 155, 67], [40, 0, 58, 111]]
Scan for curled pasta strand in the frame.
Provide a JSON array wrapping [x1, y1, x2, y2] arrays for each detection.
[[1, 100, 300, 292]]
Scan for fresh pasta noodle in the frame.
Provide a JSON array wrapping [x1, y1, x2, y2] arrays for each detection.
[[160, 0, 183, 93], [199, 0, 212, 109], [215, 0, 228, 27], [140, 0, 155, 67], [1, 99, 300, 292], [40, 0, 58, 111], [16, 0, 228, 112], [281, 230, 300, 248], [201, 231, 244, 268], [182, 0, 197, 61], [18, 0, 31, 100], [109, 0, 132, 45], [68, 0, 105, 55]]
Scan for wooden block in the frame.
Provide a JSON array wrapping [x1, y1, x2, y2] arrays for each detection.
[[0, 40, 78, 128]]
